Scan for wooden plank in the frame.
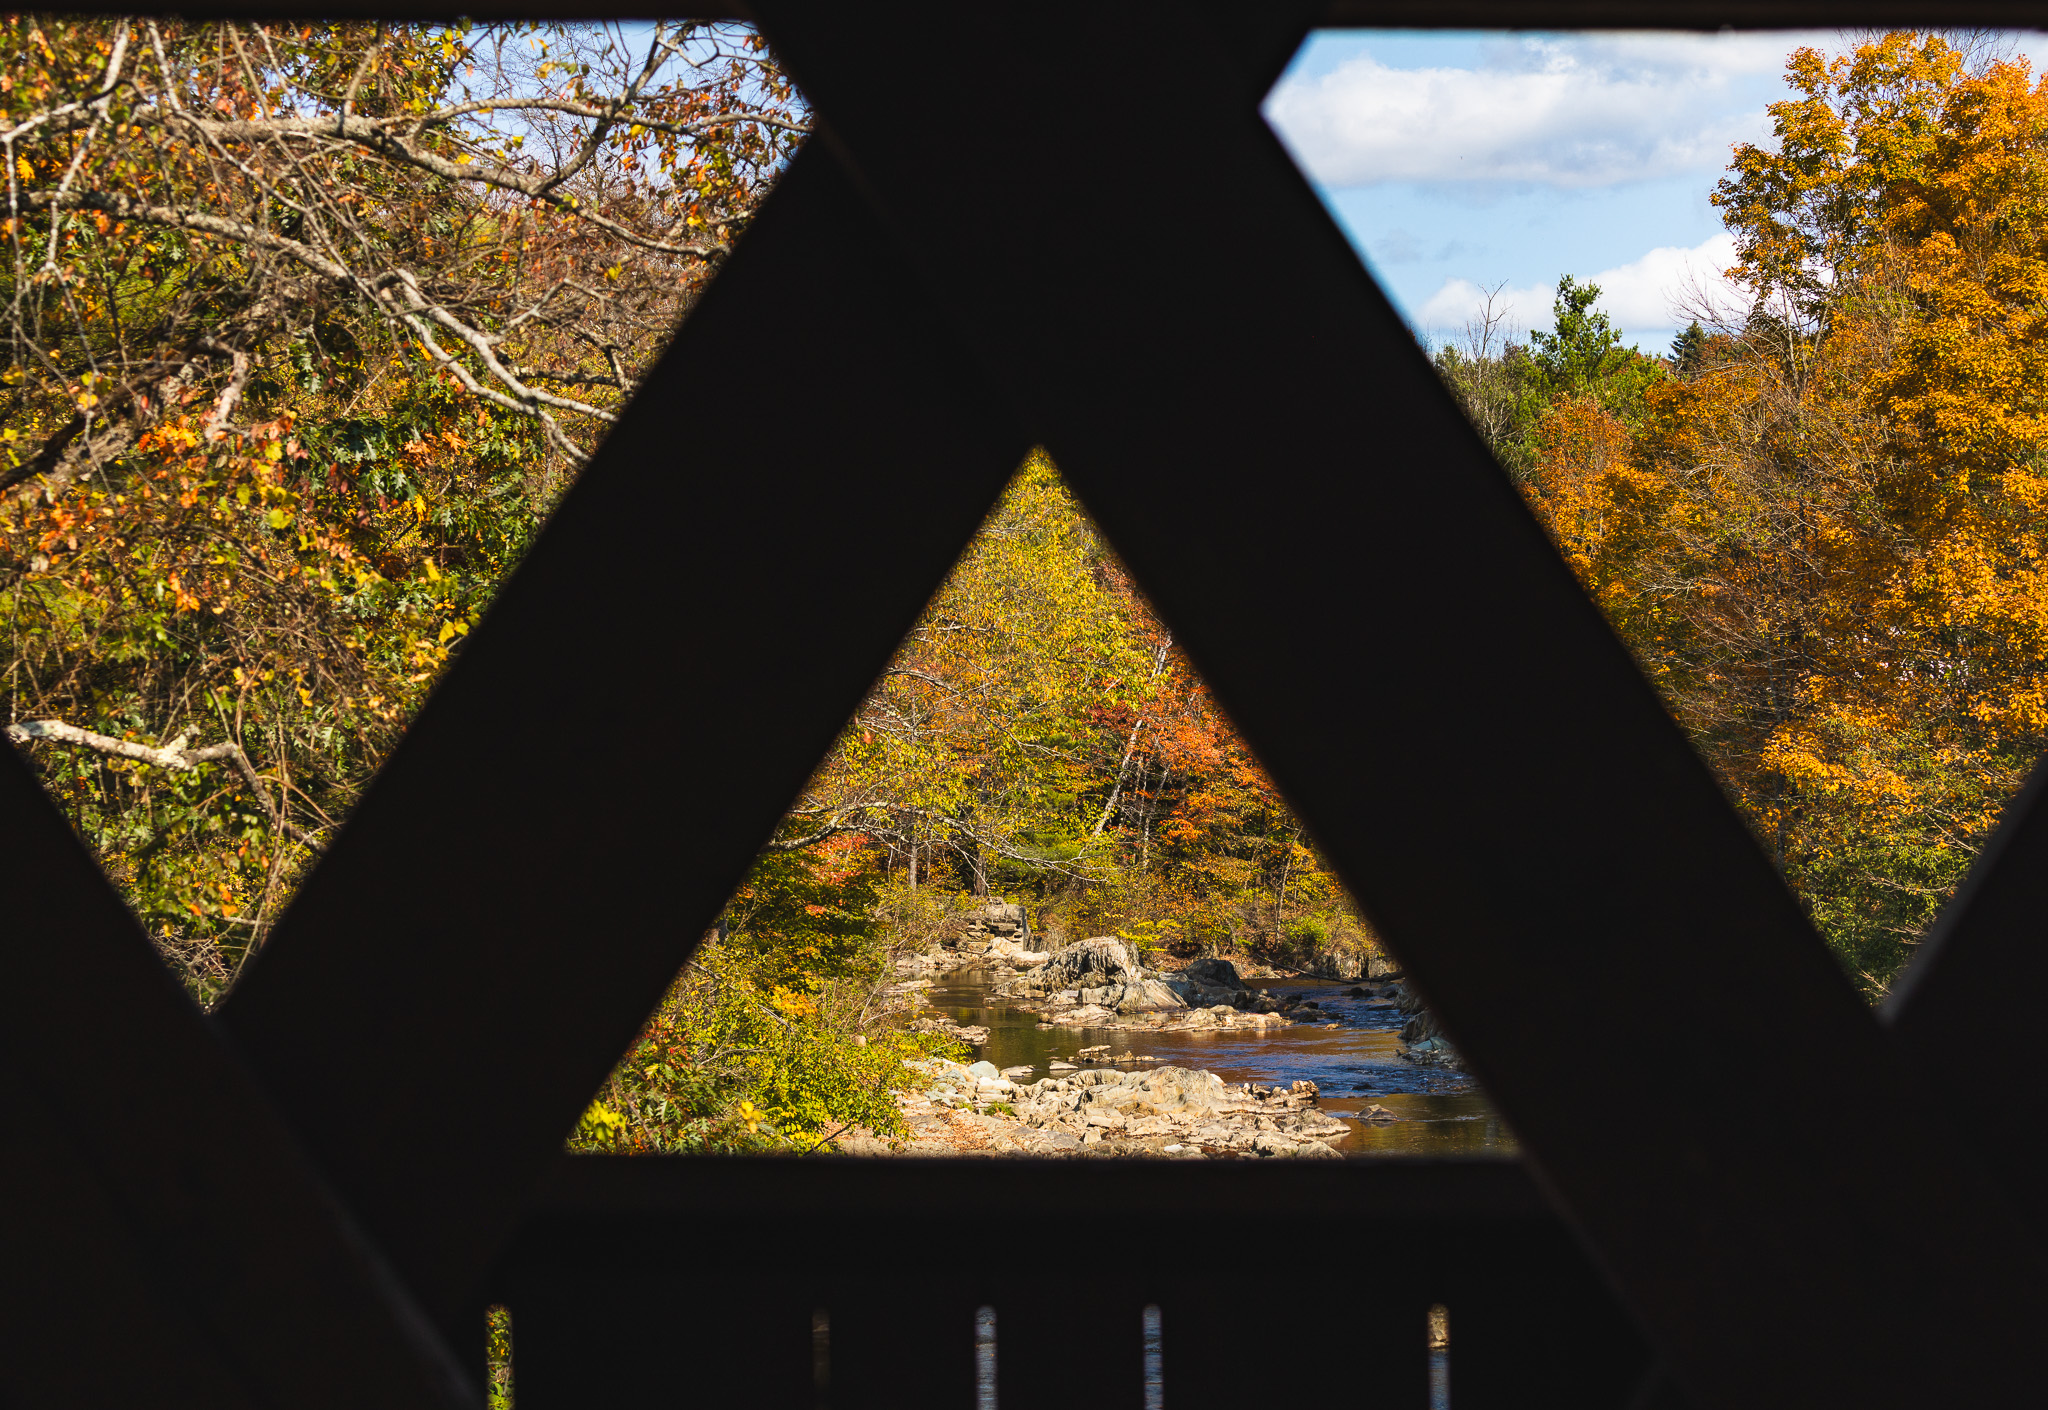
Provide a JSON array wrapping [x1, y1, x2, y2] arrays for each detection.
[[214, 142, 1034, 1325], [0, 748, 475, 1409], [1885, 761, 2048, 1229], [0, 1051, 256, 1409], [745, 6, 2048, 1406]]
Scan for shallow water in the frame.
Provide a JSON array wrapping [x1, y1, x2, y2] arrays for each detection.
[[922, 969, 1516, 1157]]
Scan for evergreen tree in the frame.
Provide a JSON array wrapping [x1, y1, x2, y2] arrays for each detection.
[[1531, 275, 1629, 394], [1670, 321, 1706, 376]]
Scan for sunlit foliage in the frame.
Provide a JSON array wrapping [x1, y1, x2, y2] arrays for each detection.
[[0, 17, 801, 1000], [1514, 32, 2048, 992]]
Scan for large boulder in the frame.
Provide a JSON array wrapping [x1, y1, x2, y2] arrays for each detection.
[[996, 937, 1210, 1013], [1184, 956, 1243, 989], [956, 899, 1034, 955], [1163, 955, 1254, 1008], [1002, 936, 1139, 998], [1074, 976, 1187, 1014], [1045, 936, 1139, 986], [987, 936, 1051, 967]]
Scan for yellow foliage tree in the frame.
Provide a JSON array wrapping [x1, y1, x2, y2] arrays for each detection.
[[1529, 33, 2048, 990]]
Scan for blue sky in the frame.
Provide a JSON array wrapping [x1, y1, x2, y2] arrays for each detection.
[[1263, 29, 2048, 352]]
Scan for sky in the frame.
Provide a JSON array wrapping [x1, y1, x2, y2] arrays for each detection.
[[1262, 29, 2048, 353]]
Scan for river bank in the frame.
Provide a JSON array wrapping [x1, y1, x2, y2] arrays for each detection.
[[836, 939, 1514, 1158]]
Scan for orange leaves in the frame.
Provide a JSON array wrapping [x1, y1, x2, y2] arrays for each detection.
[[1540, 31, 2048, 983]]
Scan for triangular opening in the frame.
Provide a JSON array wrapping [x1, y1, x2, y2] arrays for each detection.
[[1267, 26, 2048, 999], [572, 451, 1510, 1160], [0, 15, 804, 1004]]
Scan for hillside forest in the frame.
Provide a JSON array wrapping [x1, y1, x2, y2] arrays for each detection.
[[3, 23, 2043, 1149]]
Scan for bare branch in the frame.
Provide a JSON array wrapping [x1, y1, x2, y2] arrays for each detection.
[[6, 719, 326, 852]]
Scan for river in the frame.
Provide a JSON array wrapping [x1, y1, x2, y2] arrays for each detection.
[[922, 968, 1515, 1157]]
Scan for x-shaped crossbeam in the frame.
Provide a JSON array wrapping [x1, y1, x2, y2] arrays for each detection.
[[5, 3, 2047, 1406]]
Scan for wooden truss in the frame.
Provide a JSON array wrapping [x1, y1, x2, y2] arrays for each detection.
[[5, 2, 2047, 1406]]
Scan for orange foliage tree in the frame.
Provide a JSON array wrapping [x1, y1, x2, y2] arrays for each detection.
[[1524, 33, 2048, 990]]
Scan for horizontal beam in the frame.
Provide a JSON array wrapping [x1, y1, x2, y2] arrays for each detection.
[[495, 1156, 1651, 1410], [21, 2, 2048, 29], [1319, 0, 2048, 23], [527, 1150, 1553, 1222]]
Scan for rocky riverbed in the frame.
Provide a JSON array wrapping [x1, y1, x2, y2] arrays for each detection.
[[986, 934, 1369, 1037], [836, 1057, 1363, 1158], [841, 922, 1504, 1158]]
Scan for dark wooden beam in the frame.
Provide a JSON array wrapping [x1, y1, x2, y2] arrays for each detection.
[[494, 1156, 1648, 1410], [0, 748, 475, 1410], [214, 142, 1033, 1325], [1318, 0, 2048, 24], [750, 5, 2048, 1405], [1884, 762, 2048, 1230]]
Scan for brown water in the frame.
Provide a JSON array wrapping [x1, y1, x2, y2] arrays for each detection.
[[922, 969, 1515, 1157]]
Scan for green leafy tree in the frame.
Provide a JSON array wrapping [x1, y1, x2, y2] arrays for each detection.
[[1529, 276, 1661, 413]]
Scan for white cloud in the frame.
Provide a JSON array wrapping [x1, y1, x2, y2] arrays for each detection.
[[1416, 277, 1555, 338], [1264, 33, 1822, 189], [1588, 232, 1744, 327], [1414, 232, 1743, 338]]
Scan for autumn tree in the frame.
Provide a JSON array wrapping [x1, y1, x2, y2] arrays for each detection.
[[1522, 32, 2048, 990], [0, 17, 804, 998], [1436, 276, 1661, 478], [753, 450, 1376, 966]]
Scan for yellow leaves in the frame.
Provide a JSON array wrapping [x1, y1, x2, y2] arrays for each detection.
[[13, 155, 29, 183], [768, 987, 817, 1021], [578, 1100, 627, 1137], [735, 1100, 764, 1134]]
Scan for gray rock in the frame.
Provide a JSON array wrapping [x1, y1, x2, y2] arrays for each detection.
[[1183, 956, 1245, 990], [966, 1060, 999, 1079], [1046, 936, 1140, 986], [1161, 959, 1255, 1010]]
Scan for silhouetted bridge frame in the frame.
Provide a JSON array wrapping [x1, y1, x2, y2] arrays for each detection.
[[6, 3, 2048, 1407]]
